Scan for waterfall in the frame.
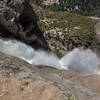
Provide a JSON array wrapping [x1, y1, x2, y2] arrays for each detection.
[[0, 38, 99, 74]]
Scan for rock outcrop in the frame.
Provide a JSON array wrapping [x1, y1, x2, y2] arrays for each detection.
[[0, 0, 49, 50], [0, 52, 100, 100]]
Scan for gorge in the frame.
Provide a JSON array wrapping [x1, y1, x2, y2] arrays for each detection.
[[0, 0, 100, 100]]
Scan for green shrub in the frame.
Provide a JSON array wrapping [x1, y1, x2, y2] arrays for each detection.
[[66, 93, 74, 100]]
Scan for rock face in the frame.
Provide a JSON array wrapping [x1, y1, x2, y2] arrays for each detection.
[[0, 52, 100, 100], [0, 0, 49, 50]]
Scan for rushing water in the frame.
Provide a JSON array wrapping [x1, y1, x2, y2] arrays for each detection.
[[0, 39, 99, 74]]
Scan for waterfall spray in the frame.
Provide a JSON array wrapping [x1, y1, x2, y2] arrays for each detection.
[[0, 39, 99, 74]]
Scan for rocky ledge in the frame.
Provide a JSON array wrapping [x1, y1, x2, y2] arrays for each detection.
[[0, 52, 100, 100]]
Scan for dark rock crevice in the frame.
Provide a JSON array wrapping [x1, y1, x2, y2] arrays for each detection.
[[0, 0, 49, 50]]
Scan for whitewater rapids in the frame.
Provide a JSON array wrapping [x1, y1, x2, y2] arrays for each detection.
[[0, 39, 99, 74]]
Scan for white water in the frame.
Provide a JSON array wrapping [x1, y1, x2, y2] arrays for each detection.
[[0, 39, 99, 74]]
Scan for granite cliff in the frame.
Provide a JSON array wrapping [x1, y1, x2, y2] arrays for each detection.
[[0, 53, 100, 100]]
